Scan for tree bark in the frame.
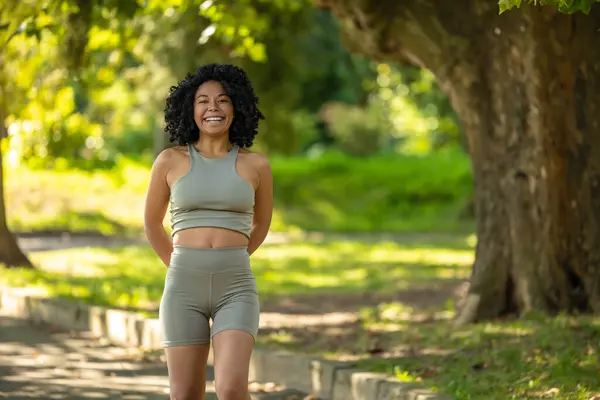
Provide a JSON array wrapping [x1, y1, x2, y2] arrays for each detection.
[[319, 0, 600, 324], [0, 101, 33, 269]]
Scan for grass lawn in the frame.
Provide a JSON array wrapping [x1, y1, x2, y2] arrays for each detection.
[[5, 159, 474, 236], [3, 233, 473, 313], [353, 313, 600, 400], [3, 233, 600, 399]]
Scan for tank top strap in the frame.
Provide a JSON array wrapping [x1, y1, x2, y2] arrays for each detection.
[[187, 143, 199, 165], [229, 145, 240, 159], [227, 145, 240, 174]]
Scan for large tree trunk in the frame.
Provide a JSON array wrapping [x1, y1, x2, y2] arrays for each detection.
[[0, 102, 33, 269], [318, 0, 600, 324]]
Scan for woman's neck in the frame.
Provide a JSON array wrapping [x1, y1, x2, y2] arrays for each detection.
[[193, 137, 232, 157]]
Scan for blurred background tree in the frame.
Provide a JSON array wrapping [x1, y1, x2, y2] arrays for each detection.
[[1, 0, 467, 280], [3, 3, 600, 398], [4, 0, 462, 166]]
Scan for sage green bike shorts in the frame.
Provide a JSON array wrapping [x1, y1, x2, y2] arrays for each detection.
[[159, 245, 260, 347]]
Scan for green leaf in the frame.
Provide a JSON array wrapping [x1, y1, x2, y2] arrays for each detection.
[[499, 0, 599, 13], [498, 0, 521, 14], [565, 0, 596, 13], [248, 42, 266, 62]]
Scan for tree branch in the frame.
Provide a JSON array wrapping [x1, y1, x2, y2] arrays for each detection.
[[317, 0, 485, 94]]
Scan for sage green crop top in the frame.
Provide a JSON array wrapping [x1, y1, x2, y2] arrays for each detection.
[[169, 144, 255, 239]]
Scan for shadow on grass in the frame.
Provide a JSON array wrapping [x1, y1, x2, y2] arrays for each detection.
[[265, 231, 476, 251], [3, 245, 165, 312], [10, 211, 136, 238], [259, 277, 465, 315], [11, 235, 600, 398], [16, 232, 144, 253], [4, 238, 472, 315], [257, 311, 600, 400], [274, 204, 475, 236]]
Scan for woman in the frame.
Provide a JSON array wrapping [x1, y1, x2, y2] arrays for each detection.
[[143, 63, 273, 400]]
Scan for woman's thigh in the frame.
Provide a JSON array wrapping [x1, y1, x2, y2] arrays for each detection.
[[212, 330, 255, 396], [164, 344, 211, 398]]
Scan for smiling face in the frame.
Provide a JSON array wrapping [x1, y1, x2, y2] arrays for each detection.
[[193, 80, 234, 138]]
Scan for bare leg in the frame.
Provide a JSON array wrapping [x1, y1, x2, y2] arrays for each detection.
[[212, 330, 255, 400], [164, 344, 211, 400]]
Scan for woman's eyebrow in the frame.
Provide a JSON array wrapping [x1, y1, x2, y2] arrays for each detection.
[[195, 93, 228, 100]]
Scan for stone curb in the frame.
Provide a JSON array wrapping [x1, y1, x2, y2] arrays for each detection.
[[0, 286, 451, 400]]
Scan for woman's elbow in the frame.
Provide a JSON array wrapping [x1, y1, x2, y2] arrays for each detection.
[[252, 219, 271, 235], [144, 218, 163, 235]]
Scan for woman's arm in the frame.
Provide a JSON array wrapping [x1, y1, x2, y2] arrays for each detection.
[[144, 149, 174, 266], [247, 154, 273, 256]]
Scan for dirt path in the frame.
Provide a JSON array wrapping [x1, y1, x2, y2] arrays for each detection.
[[16, 232, 144, 253], [0, 312, 308, 400], [15, 231, 466, 314], [14, 230, 469, 253], [13, 231, 468, 363]]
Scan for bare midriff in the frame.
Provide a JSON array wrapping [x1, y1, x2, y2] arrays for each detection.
[[173, 227, 249, 248]]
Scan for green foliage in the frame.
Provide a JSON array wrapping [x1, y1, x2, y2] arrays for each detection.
[[0, 0, 149, 166], [230, 8, 377, 154], [4, 232, 599, 399], [357, 313, 600, 399], [280, 10, 375, 112], [365, 63, 461, 155], [314, 62, 462, 158], [271, 149, 473, 233], [8, 234, 600, 399], [2, 0, 464, 236], [324, 102, 390, 157], [0, 1, 48, 46], [5, 156, 150, 236], [499, 0, 599, 14], [197, 0, 312, 62], [3, 0, 457, 162], [6, 151, 474, 235], [1, 235, 474, 311], [389, 66, 461, 153]]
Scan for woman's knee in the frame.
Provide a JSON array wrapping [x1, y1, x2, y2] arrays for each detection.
[[169, 384, 204, 400], [215, 380, 248, 400]]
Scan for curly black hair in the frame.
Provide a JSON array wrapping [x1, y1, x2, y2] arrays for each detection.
[[164, 63, 264, 148]]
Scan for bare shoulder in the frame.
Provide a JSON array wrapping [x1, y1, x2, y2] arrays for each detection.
[[153, 146, 187, 168], [239, 148, 271, 171], [156, 146, 188, 162], [164, 145, 189, 158]]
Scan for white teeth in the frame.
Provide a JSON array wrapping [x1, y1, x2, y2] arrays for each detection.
[[205, 117, 223, 121]]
